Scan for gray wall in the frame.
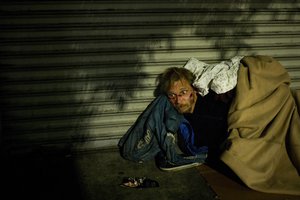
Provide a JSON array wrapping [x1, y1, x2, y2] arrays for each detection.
[[1, 0, 299, 154]]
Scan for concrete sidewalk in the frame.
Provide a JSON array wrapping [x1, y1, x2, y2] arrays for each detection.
[[2, 148, 300, 200], [2, 148, 216, 200]]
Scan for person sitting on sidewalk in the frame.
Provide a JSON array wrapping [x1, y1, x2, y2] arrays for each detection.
[[119, 65, 235, 171]]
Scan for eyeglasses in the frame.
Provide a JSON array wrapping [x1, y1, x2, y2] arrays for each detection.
[[167, 89, 189, 100]]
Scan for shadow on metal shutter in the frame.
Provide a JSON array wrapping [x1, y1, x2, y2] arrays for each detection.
[[0, 0, 299, 154]]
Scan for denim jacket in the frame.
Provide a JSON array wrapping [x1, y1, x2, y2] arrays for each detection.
[[118, 95, 207, 164]]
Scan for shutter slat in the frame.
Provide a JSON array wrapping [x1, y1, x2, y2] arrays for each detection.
[[1, 0, 299, 153]]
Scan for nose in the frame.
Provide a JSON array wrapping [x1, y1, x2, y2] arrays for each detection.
[[175, 95, 184, 105]]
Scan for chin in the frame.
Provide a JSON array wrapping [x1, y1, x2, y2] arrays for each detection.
[[177, 107, 191, 114]]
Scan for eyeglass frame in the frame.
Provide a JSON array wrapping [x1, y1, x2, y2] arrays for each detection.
[[167, 89, 191, 100]]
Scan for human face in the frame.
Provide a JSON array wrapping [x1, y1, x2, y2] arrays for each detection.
[[167, 79, 197, 114]]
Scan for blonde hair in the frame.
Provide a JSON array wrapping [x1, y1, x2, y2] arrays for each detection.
[[155, 67, 195, 95]]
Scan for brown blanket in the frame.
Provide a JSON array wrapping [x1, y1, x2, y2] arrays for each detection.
[[221, 55, 300, 195]]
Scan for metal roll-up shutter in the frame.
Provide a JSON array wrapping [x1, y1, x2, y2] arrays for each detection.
[[1, 1, 299, 154]]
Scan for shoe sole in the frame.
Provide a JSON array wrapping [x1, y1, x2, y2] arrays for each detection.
[[159, 162, 203, 172]]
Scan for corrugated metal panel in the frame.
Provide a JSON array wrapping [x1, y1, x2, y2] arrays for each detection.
[[1, 0, 300, 153]]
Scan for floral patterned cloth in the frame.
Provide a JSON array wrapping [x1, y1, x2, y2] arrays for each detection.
[[183, 56, 244, 96]]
